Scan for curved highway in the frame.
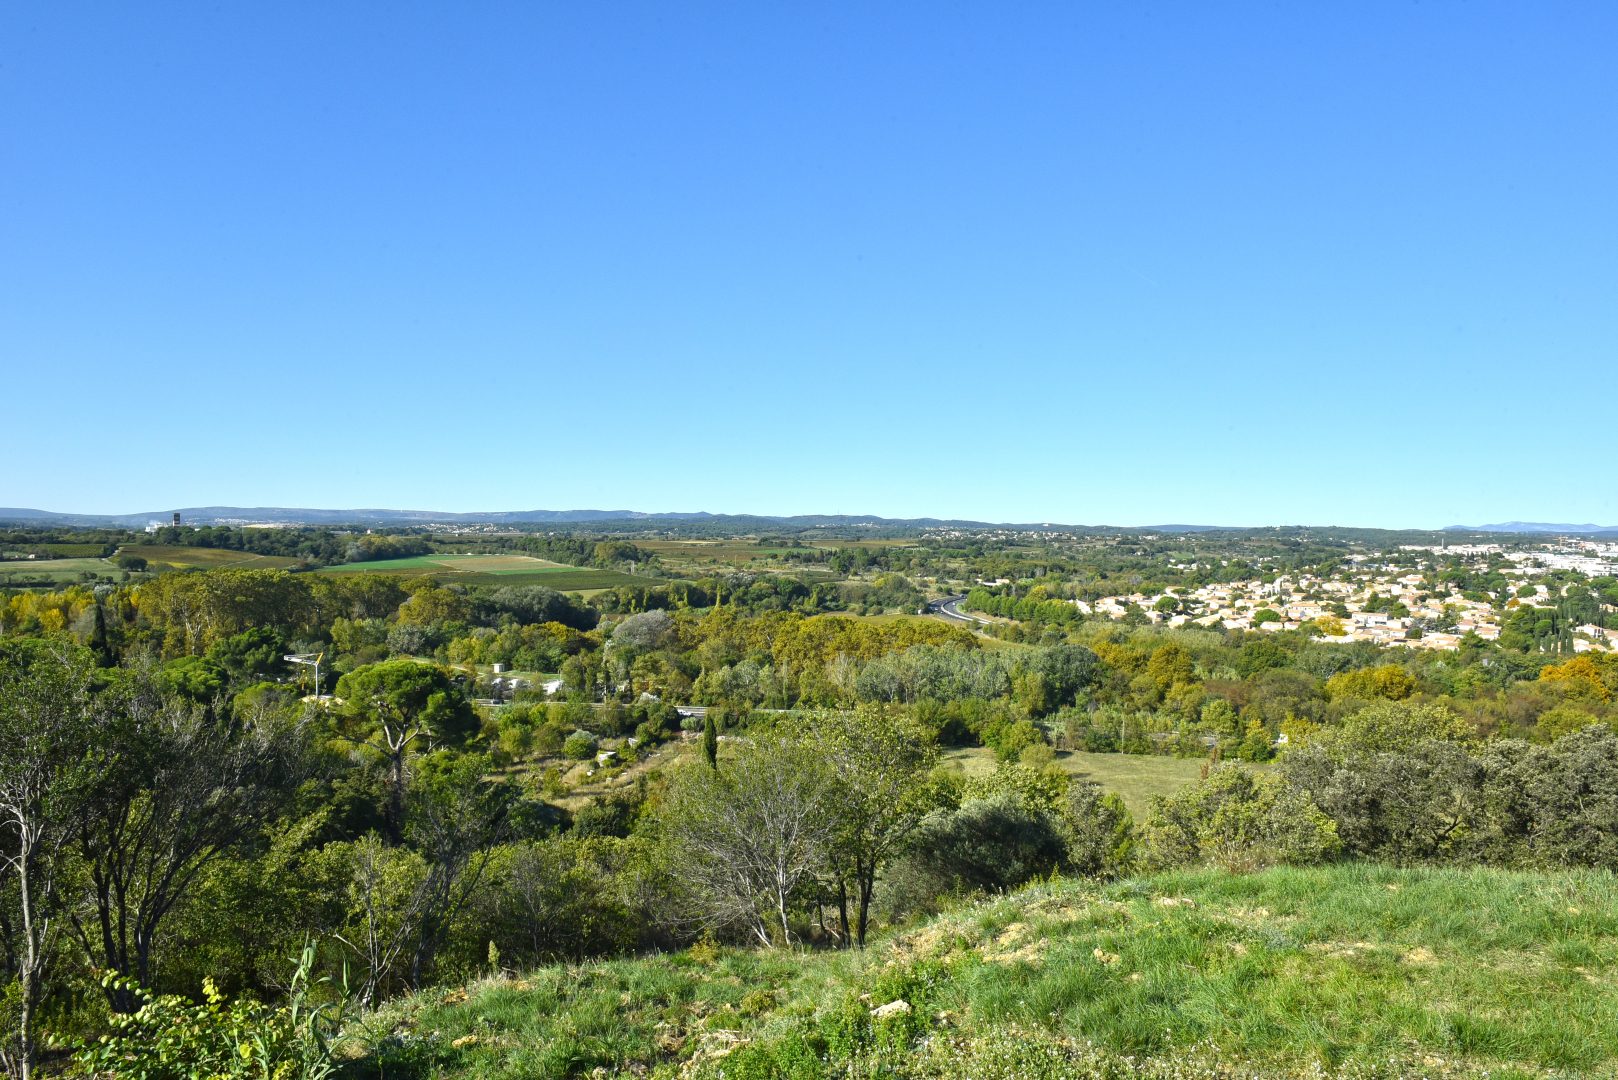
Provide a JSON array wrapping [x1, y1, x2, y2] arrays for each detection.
[[930, 594, 987, 623]]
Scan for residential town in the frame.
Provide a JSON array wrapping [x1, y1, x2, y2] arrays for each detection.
[[1079, 543, 1618, 653]]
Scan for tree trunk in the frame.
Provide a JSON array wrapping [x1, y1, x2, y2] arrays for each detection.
[[386, 751, 406, 845], [16, 859, 41, 1080], [18, 973, 37, 1080], [836, 878, 850, 948], [856, 858, 874, 949]]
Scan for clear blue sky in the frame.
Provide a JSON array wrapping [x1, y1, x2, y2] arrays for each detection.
[[3, 3, 1615, 528]]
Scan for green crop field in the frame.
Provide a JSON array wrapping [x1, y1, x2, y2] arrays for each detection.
[[0, 557, 113, 584], [29, 543, 111, 557]]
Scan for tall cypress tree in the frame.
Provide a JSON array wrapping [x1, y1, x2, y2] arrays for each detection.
[[702, 714, 718, 769]]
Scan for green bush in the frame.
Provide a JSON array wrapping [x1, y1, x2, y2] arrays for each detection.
[[562, 730, 599, 760], [1064, 781, 1134, 876], [73, 944, 351, 1080], [901, 795, 1069, 894], [1286, 723, 1618, 868], [1139, 764, 1341, 872]]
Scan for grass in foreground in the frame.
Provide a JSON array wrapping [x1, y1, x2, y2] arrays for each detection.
[[355, 863, 1618, 1080]]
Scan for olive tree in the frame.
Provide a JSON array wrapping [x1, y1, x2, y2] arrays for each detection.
[[661, 734, 836, 946]]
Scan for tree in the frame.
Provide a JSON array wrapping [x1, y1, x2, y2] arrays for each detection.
[[702, 713, 718, 769], [334, 662, 475, 844], [335, 834, 428, 1009], [0, 643, 108, 1080], [71, 669, 307, 1011], [808, 708, 935, 947], [401, 753, 515, 989], [661, 735, 836, 946], [1314, 699, 1472, 754], [329, 753, 514, 1006], [137, 570, 312, 658], [1324, 664, 1417, 702]]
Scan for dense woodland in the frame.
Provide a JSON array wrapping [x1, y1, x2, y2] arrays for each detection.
[[2, 524, 1617, 1080]]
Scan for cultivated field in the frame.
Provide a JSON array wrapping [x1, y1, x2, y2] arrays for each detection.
[[117, 545, 301, 570], [636, 537, 921, 576], [16, 543, 111, 558], [319, 553, 653, 591], [0, 557, 114, 584], [317, 553, 569, 574]]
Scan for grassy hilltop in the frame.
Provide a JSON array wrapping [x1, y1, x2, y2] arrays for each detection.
[[353, 863, 1617, 1080]]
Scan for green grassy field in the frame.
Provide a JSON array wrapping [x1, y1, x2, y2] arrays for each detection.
[[942, 747, 1209, 820], [0, 557, 117, 585], [358, 863, 1618, 1079]]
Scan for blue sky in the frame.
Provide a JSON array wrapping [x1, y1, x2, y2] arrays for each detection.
[[3, 3, 1614, 528]]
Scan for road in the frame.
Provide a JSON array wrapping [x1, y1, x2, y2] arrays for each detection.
[[930, 594, 987, 623]]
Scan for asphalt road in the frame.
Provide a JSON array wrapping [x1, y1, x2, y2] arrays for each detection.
[[930, 595, 986, 623]]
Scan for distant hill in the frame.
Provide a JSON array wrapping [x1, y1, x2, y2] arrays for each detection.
[[0, 506, 715, 527], [10, 506, 1612, 536], [1444, 521, 1618, 534], [0, 506, 1242, 532]]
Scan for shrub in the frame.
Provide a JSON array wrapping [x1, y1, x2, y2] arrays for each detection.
[[1283, 723, 1618, 868], [1064, 781, 1134, 876], [1140, 765, 1340, 872], [562, 730, 599, 760], [986, 718, 1043, 762], [1478, 724, 1618, 868], [901, 795, 1069, 894], [1284, 739, 1483, 863], [73, 944, 351, 1080]]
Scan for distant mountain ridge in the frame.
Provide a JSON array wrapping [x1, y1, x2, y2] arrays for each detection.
[[1444, 521, 1618, 534], [0, 506, 713, 527], [6, 506, 1614, 535], [0, 506, 1241, 532]]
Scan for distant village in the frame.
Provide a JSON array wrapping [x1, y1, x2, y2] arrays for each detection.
[[1071, 540, 1618, 653]]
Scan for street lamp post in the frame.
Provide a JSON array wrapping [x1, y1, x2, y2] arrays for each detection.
[[284, 652, 324, 700]]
